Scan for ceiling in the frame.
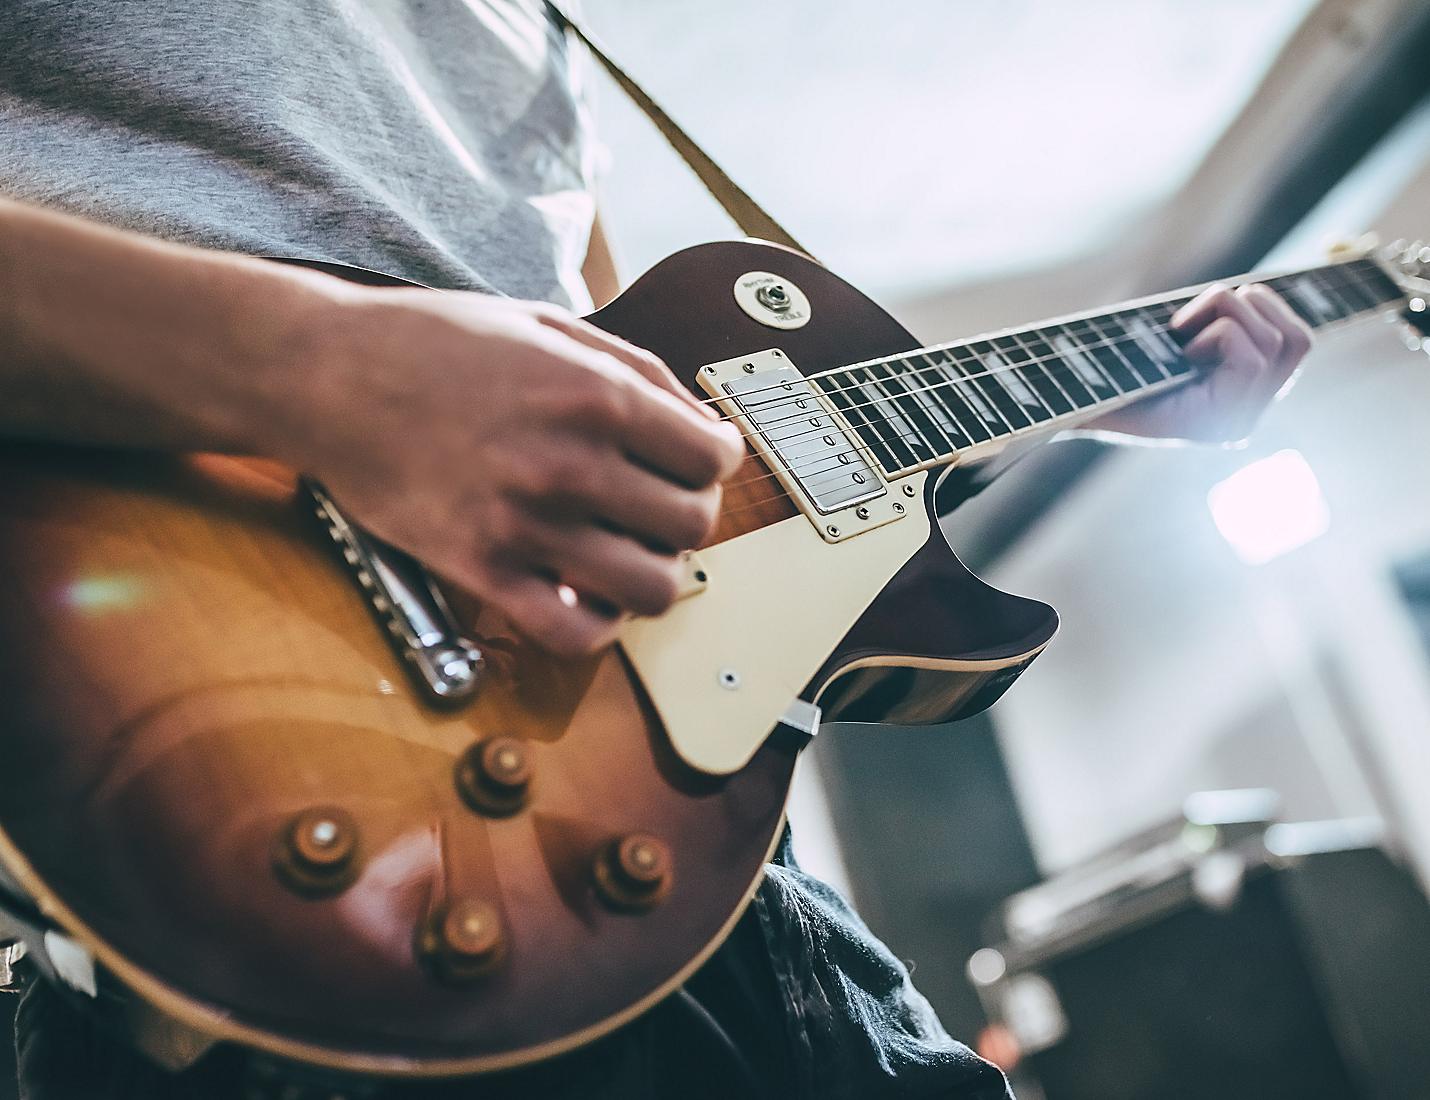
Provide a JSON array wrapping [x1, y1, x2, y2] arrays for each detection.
[[583, 0, 1317, 300]]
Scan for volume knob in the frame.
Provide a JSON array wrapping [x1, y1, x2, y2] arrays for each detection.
[[273, 806, 360, 897], [417, 899, 506, 984], [593, 833, 674, 912], [455, 737, 532, 816]]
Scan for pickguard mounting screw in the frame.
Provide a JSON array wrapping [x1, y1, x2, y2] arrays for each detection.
[[902, 484, 917, 497], [892, 503, 905, 514], [826, 525, 840, 537], [856, 507, 871, 520], [718, 667, 741, 690], [703, 365, 717, 374], [743, 362, 758, 374]]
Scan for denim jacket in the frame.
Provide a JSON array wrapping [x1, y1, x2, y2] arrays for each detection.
[[13, 830, 1010, 1100]]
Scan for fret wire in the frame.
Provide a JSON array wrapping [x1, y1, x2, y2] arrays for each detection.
[[1082, 312, 1155, 389], [1011, 328, 1084, 411], [856, 366, 927, 468], [1316, 267, 1372, 314], [1039, 327, 1092, 407], [1345, 259, 1401, 309], [942, 347, 1019, 436], [701, 257, 1392, 416], [991, 335, 1062, 420], [867, 362, 943, 460], [711, 259, 1406, 490], [880, 358, 964, 453], [732, 324, 1205, 487], [901, 356, 976, 447], [1042, 324, 1100, 398], [967, 342, 1037, 430], [764, 320, 1165, 454], [1042, 326, 1104, 406], [1052, 321, 1126, 396], [1126, 308, 1176, 380], [915, 353, 990, 444], [1132, 303, 1178, 374], [1000, 330, 1069, 417], [1029, 328, 1092, 409], [1320, 268, 1364, 320], [815, 372, 905, 472], [1060, 314, 1144, 389], [1275, 273, 1328, 325], [1309, 268, 1355, 320], [1344, 261, 1391, 310], [725, 261, 1402, 462]]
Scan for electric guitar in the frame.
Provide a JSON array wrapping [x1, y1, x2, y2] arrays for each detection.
[[0, 237, 1425, 1079]]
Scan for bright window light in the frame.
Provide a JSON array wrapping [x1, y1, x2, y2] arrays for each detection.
[[1207, 449, 1330, 565]]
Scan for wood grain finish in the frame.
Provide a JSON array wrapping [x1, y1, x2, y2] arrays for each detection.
[[0, 240, 1057, 1076]]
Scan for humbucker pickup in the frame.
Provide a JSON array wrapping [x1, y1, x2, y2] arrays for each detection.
[[720, 365, 885, 515], [699, 349, 912, 544]]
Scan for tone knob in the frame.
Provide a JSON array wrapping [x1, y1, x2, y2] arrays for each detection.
[[272, 806, 360, 897], [455, 736, 532, 816], [417, 899, 506, 984], [593, 833, 674, 912]]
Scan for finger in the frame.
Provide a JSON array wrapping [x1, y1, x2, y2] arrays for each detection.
[[1239, 283, 1314, 371], [1180, 316, 1269, 438], [534, 306, 718, 419], [618, 382, 746, 488], [505, 436, 723, 550], [506, 519, 684, 619], [486, 568, 623, 657], [576, 463, 722, 552], [589, 469, 720, 549], [1172, 284, 1284, 363]]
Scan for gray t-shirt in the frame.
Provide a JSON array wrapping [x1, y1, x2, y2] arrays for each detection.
[[0, 0, 599, 309]]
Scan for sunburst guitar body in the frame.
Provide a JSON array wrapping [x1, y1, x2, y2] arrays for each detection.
[[3, 235, 1415, 1077]]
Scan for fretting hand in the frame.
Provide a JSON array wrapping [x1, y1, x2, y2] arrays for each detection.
[[1081, 283, 1314, 443]]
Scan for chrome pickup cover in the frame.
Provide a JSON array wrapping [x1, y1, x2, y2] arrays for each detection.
[[722, 366, 886, 515]]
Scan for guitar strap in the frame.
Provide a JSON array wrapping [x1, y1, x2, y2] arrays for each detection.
[[545, 2, 814, 260]]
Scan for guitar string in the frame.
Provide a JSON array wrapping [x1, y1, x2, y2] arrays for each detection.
[[695, 258, 1397, 416], [685, 268, 1398, 469], [701, 308, 1220, 492], [684, 271, 1388, 457], [681, 258, 1392, 417], [692, 309, 1190, 459], [720, 304, 1189, 444], [697, 296, 1399, 513], [707, 384, 1183, 523]]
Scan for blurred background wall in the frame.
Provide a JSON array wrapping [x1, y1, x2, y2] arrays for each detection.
[[580, 0, 1430, 1079]]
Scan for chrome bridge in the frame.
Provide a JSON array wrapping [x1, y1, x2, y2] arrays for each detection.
[[303, 478, 484, 705], [699, 349, 911, 543]]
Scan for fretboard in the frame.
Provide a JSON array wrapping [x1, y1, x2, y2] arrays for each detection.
[[809, 255, 1405, 477]]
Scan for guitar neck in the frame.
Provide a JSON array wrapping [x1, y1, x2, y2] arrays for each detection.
[[812, 255, 1407, 475]]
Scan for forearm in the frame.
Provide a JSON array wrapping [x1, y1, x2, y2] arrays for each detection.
[[0, 197, 344, 456]]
